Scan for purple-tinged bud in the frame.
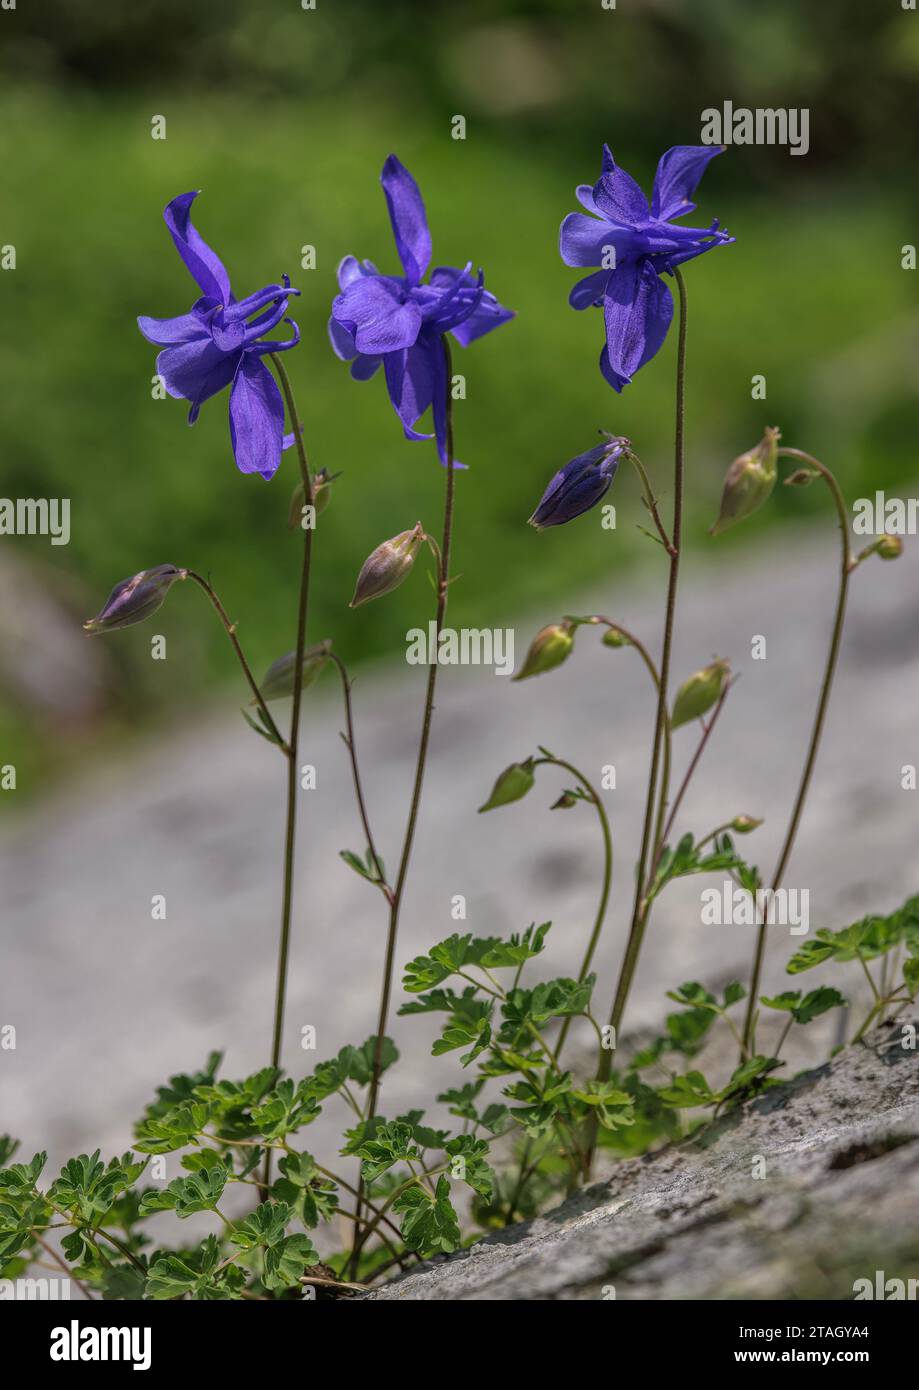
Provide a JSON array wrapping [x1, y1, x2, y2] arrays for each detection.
[[551, 791, 578, 810], [730, 815, 763, 834], [601, 626, 631, 649], [528, 437, 629, 529], [478, 759, 536, 813], [710, 427, 781, 537], [513, 621, 575, 681], [350, 523, 424, 607], [83, 565, 186, 634], [671, 657, 730, 729], [258, 640, 332, 702]]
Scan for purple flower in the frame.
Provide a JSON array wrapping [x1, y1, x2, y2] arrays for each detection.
[[329, 156, 514, 464], [560, 145, 733, 390], [528, 436, 629, 529], [138, 192, 301, 481]]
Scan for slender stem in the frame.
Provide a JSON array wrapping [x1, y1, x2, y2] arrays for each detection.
[[740, 448, 851, 1052], [351, 336, 457, 1269], [531, 756, 613, 1059], [185, 570, 286, 749], [597, 267, 688, 1092], [263, 352, 314, 1193], [328, 651, 392, 900], [627, 451, 676, 556], [33, 1233, 95, 1300], [654, 679, 733, 866]]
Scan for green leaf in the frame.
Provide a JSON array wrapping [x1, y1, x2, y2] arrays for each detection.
[[356, 1122, 419, 1184], [402, 934, 500, 993], [346, 1036, 399, 1087], [392, 1175, 460, 1254], [444, 1136, 496, 1198], [263, 1233, 318, 1290], [139, 1165, 228, 1218], [229, 1200, 290, 1250], [904, 957, 919, 998], [0, 1151, 46, 1199], [437, 1082, 485, 1122], [145, 1234, 239, 1301], [761, 987, 846, 1024], [657, 1071, 716, 1109], [570, 1081, 636, 1131], [478, 922, 551, 968], [50, 1152, 132, 1222], [251, 1079, 320, 1139]]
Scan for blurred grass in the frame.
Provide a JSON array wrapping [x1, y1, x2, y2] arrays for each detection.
[[1, 74, 917, 793]]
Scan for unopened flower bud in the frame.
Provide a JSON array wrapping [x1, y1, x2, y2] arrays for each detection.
[[551, 792, 578, 810], [84, 565, 186, 634], [478, 759, 536, 813], [877, 534, 903, 560], [513, 622, 575, 681], [784, 468, 818, 488], [671, 657, 730, 729], [289, 470, 340, 529], [730, 815, 763, 834], [528, 437, 628, 529], [258, 640, 332, 702], [350, 523, 424, 607], [710, 427, 781, 537], [601, 626, 631, 649]]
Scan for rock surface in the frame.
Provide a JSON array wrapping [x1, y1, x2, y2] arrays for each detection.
[[362, 1022, 919, 1300]]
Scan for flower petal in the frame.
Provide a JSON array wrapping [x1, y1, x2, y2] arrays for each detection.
[[332, 276, 422, 355], [336, 254, 379, 289], [381, 155, 432, 286], [383, 339, 437, 442], [163, 192, 233, 304], [592, 151, 651, 225], [137, 303, 213, 347], [156, 338, 239, 406], [450, 290, 515, 346], [351, 353, 383, 381], [228, 353, 285, 479], [568, 269, 612, 310], [559, 213, 643, 268], [602, 260, 673, 387], [652, 145, 724, 222]]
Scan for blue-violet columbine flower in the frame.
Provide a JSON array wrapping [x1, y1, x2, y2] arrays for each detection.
[[529, 435, 629, 529], [560, 145, 733, 390], [329, 155, 514, 465], [138, 192, 301, 480]]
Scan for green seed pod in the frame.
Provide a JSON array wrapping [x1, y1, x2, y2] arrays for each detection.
[[710, 427, 781, 537], [478, 759, 536, 813], [350, 523, 424, 607], [257, 640, 332, 703], [512, 622, 575, 681], [601, 626, 631, 649], [671, 657, 730, 729], [730, 815, 763, 834], [877, 534, 903, 560], [288, 470, 339, 529]]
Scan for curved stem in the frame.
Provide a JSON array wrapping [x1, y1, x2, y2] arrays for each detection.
[[597, 267, 688, 1089], [627, 450, 676, 556], [263, 352, 315, 1193], [351, 336, 457, 1268], [184, 570, 287, 749], [532, 756, 613, 1060], [740, 448, 851, 1052], [327, 651, 392, 901]]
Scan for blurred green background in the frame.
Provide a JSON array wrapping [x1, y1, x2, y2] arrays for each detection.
[[1, 0, 917, 793]]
